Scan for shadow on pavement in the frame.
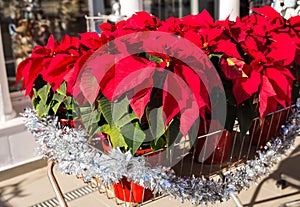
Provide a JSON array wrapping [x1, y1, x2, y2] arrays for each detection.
[[245, 144, 300, 207], [0, 179, 28, 207]]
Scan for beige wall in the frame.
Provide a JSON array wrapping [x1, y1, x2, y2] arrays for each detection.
[[0, 116, 40, 171], [0, 25, 39, 171]]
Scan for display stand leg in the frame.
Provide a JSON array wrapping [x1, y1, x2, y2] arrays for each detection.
[[229, 190, 243, 207], [47, 160, 68, 207], [278, 174, 300, 207]]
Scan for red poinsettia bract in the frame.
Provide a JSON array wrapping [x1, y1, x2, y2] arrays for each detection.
[[16, 7, 299, 136]]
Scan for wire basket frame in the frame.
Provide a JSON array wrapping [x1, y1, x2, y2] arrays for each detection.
[[74, 105, 293, 207]]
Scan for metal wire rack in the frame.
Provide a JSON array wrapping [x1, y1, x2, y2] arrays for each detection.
[[47, 105, 295, 207]]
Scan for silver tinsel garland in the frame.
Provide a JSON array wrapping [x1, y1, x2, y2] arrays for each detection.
[[22, 103, 300, 205]]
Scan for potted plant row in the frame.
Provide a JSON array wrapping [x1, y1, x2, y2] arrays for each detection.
[[16, 6, 300, 203]]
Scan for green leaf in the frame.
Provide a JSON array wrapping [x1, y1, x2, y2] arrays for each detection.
[[225, 103, 236, 132], [145, 53, 163, 64], [32, 97, 39, 108], [121, 122, 145, 155], [150, 137, 165, 151], [224, 80, 237, 132], [111, 96, 131, 125], [98, 95, 147, 151], [81, 106, 100, 123], [52, 102, 61, 115], [33, 88, 38, 99], [98, 124, 111, 134], [116, 113, 139, 128], [79, 103, 101, 139], [35, 102, 51, 117], [80, 67, 100, 104], [98, 96, 131, 149], [98, 96, 113, 125], [64, 96, 74, 110], [70, 98, 80, 119], [37, 84, 51, 104], [52, 93, 65, 103], [208, 53, 223, 61], [88, 117, 102, 138], [147, 106, 167, 144], [99, 95, 138, 127], [56, 82, 67, 96], [113, 96, 139, 127], [109, 125, 128, 148], [210, 87, 227, 126], [165, 116, 181, 147], [237, 99, 258, 138], [32, 84, 54, 117]]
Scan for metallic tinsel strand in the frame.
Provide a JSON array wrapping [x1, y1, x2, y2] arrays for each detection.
[[21, 103, 300, 205]]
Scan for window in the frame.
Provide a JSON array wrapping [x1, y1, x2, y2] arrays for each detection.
[[0, 0, 89, 92]]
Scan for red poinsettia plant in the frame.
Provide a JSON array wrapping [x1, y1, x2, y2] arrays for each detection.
[[16, 6, 300, 155], [216, 6, 300, 135]]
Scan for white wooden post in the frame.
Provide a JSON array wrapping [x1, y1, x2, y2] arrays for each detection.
[[0, 26, 16, 122], [119, 0, 143, 18], [179, 0, 183, 17], [191, 0, 199, 15], [218, 0, 240, 20]]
